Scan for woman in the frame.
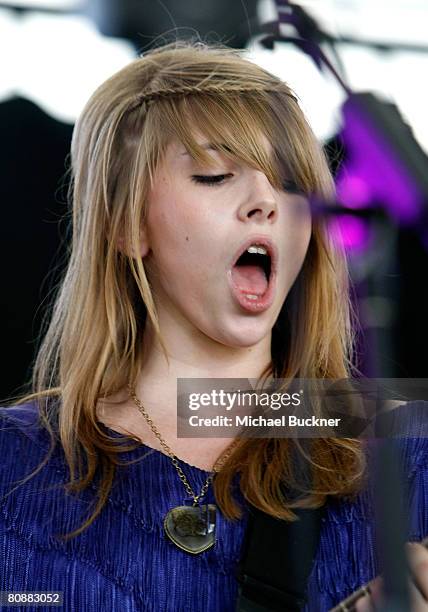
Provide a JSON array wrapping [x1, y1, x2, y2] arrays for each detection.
[[1, 40, 427, 611]]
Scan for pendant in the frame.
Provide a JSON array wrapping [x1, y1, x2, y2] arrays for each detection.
[[164, 504, 216, 554]]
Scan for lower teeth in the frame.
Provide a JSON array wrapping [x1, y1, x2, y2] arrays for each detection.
[[244, 294, 261, 300]]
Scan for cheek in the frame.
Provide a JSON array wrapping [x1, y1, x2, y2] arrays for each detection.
[[144, 195, 208, 284], [282, 199, 312, 275], [146, 191, 187, 251]]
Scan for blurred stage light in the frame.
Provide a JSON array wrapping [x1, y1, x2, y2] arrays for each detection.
[[338, 92, 428, 226]]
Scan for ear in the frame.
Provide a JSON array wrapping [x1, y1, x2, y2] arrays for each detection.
[[139, 224, 151, 258], [116, 224, 151, 259]]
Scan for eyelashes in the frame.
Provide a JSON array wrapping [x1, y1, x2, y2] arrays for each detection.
[[282, 180, 305, 195], [191, 174, 304, 194], [191, 174, 231, 186]]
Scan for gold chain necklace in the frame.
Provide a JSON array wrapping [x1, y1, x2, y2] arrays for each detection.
[[128, 384, 240, 554]]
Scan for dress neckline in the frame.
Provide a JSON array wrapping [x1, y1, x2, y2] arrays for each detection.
[[96, 419, 213, 474]]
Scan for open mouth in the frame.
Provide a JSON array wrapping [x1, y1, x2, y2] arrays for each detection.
[[227, 237, 277, 313], [231, 245, 272, 298]]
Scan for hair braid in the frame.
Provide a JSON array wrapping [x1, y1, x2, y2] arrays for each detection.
[[128, 83, 298, 113]]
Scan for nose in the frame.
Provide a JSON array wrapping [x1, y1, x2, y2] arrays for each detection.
[[237, 170, 278, 224]]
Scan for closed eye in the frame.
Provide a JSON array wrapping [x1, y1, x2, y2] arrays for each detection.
[[283, 179, 304, 195], [191, 174, 232, 186]]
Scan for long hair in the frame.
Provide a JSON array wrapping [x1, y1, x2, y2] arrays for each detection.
[[13, 40, 364, 539]]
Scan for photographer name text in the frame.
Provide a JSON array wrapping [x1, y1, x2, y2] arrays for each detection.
[[187, 415, 341, 428]]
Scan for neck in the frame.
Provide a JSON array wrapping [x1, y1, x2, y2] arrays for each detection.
[[129, 314, 272, 422], [139, 316, 272, 382], [98, 311, 273, 441]]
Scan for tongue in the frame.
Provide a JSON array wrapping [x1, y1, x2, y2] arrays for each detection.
[[231, 265, 268, 295]]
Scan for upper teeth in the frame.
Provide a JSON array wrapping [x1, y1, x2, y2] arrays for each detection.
[[247, 245, 268, 255]]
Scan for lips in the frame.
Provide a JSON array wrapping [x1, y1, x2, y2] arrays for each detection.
[[227, 235, 278, 313]]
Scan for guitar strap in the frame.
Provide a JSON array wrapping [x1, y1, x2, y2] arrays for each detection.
[[235, 503, 326, 612], [235, 440, 326, 612]]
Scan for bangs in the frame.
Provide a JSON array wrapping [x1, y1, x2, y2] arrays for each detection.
[[146, 92, 286, 191], [141, 88, 334, 201]]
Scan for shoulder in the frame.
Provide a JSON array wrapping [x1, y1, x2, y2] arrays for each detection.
[[0, 400, 50, 447], [350, 399, 428, 511], [0, 401, 59, 488], [379, 400, 428, 473], [0, 400, 39, 425], [381, 398, 428, 428], [380, 400, 428, 541]]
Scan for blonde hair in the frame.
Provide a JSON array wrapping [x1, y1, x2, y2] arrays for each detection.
[[14, 40, 364, 539]]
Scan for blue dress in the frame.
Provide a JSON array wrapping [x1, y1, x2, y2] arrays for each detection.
[[0, 401, 427, 611]]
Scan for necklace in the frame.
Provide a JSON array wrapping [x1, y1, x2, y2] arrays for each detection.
[[128, 385, 240, 555]]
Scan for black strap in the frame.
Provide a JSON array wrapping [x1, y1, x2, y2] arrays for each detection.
[[235, 503, 325, 612]]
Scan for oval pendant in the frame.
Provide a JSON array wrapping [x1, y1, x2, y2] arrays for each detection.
[[164, 504, 216, 554]]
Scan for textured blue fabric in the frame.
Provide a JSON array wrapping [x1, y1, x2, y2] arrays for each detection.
[[0, 400, 427, 612]]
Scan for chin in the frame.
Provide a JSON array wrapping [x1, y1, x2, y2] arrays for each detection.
[[210, 319, 273, 349]]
